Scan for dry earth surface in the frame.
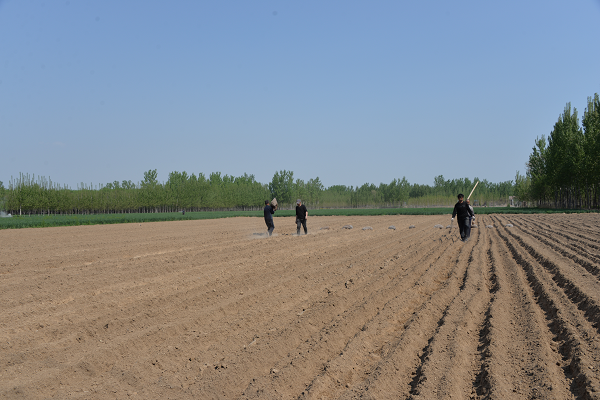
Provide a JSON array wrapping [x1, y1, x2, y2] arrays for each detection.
[[1, 213, 600, 399]]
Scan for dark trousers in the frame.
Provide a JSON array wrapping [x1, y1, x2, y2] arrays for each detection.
[[265, 220, 274, 236], [458, 217, 471, 241], [296, 218, 307, 235]]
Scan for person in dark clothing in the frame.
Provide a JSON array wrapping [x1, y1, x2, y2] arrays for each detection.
[[452, 193, 474, 242], [264, 200, 277, 236], [295, 199, 308, 235], [466, 199, 475, 226]]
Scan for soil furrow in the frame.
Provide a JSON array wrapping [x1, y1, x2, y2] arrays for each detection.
[[504, 216, 600, 277], [484, 217, 576, 399], [2, 214, 600, 399], [315, 229, 474, 398], [242, 226, 461, 398], [520, 214, 600, 251], [472, 235, 500, 399], [491, 216, 600, 334], [521, 214, 600, 248], [493, 220, 600, 398], [406, 221, 491, 399]]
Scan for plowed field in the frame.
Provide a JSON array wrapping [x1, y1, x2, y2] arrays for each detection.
[[2, 213, 600, 399]]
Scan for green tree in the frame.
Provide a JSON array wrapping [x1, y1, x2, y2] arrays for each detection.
[[409, 183, 428, 198], [514, 170, 531, 203], [526, 135, 549, 206], [269, 170, 294, 206], [582, 93, 600, 208], [546, 103, 584, 207], [194, 173, 211, 209], [433, 175, 447, 195], [142, 169, 158, 186], [141, 169, 160, 212], [306, 177, 324, 206], [166, 171, 189, 211]]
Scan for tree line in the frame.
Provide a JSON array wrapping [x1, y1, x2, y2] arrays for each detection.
[[514, 92, 600, 209], [0, 170, 514, 216]]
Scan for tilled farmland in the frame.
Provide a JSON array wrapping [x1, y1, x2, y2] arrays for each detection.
[[1, 213, 600, 399]]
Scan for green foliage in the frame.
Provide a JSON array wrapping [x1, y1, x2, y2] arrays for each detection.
[[513, 171, 531, 203], [142, 169, 158, 187], [583, 94, 600, 206], [4, 168, 517, 216], [3, 171, 271, 215], [0, 180, 5, 211], [546, 103, 584, 207], [522, 93, 600, 209], [269, 170, 294, 205], [0, 211, 258, 229]]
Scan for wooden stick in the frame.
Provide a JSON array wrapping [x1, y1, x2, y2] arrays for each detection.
[[467, 181, 479, 200]]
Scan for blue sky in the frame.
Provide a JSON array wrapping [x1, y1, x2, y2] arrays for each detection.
[[1, 1, 599, 190]]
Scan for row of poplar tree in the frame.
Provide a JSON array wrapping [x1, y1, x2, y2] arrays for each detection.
[[514, 93, 600, 209], [0, 169, 513, 215]]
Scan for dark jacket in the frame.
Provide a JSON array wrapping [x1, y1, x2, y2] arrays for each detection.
[[452, 201, 474, 220], [264, 205, 275, 221], [295, 204, 307, 220]]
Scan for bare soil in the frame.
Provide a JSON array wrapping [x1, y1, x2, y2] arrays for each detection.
[[2, 214, 600, 399]]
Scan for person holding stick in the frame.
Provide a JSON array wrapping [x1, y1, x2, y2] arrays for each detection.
[[466, 198, 475, 227], [463, 180, 478, 234], [452, 193, 474, 242]]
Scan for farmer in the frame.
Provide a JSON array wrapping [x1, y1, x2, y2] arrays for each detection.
[[295, 199, 308, 235], [452, 193, 474, 242], [466, 199, 475, 226], [264, 200, 277, 236]]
